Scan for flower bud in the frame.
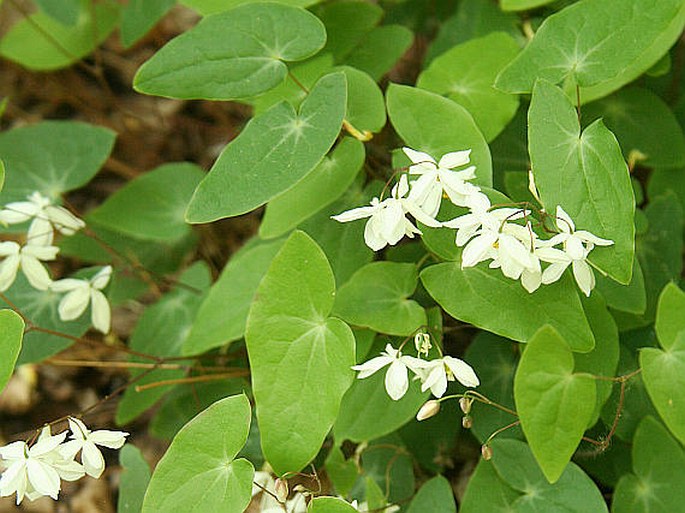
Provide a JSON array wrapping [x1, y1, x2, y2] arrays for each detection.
[[459, 397, 473, 414], [274, 478, 288, 503], [481, 444, 493, 461], [462, 415, 473, 429], [416, 400, 440, 421]]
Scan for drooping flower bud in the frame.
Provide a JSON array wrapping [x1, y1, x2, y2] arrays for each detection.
[[416, 400, 440, 421], [462, 415, 473, 429], [274, 478, 289, 502], [481, 444, 493, 461], [459, 397, 473, 414]]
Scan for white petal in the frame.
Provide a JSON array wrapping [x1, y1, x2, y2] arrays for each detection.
[[26, 459, 60, 499], [0, 201, 38, 223], [0, 255, 20, 292], [332, 204, 378, 223], [574, 230, 614, 246], [58, 287, 91, 321], [420, 364, 447, 398], [90, 290, 111, 333], [403, 199, 442, 228], [364, 217, 388, 251], [555, 205, 575, 233], [50, 278, 88, 293], [22, 244, 59, 261], [81, 442, 105, 478], [20, 255, 52, 290], [57, 440, 82, 462], [565, 235, 586, 261], [444, 357, 480, 387], [461, 232, 497, 268], [0, 460, 27, 500], [521, 268, 542, 293], [572, 260, 595, 297], [465, 191, 491, 212], [29, 431, 67, 457], [51, 459, 85, 482], [392, 174, 410, 199], [536, 247, 571, 264], [541, 261, 569, 284], [45, 205, 85, 235], [91, 266, 112, 289], [378, 200, 406, 246], [402, 147, 436, 166], [385, 360, 409, 401], [88, 429, 129, 449], [0, 441, 27, 460], [68, 417, 90, 440], [0, 241, 20, 257], [438, 149, 471, 169], [351, 355, 392, 379], [26, 217, 54, 246]]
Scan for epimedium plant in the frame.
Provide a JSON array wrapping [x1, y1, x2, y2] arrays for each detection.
[[0, 0, 685, 511]]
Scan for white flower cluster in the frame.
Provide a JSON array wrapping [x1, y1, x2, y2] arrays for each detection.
[[0, 417, 128, 505], [351, 333, 479, 401], [252, 470, 307, 513], [333, 148, 614, 297], [0, 191, 112, 333]]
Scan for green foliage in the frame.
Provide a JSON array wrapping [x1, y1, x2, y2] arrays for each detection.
[[333, 262, 426, 336], [387, 84, 493, 186], [0, 121, 115, 203], [33, 0, 82, 25], [496, 0, 685, 102], [529, 80, 635, 284], [514, 325, 596, 483], [0, 309, 23, 393], [118, 445, 151, 513], [141, 394, 254, 513], [134, 3, 326, 100], [418, 32, 520, 141], [88, 163, 204, 242], [406, 475, 456, 513], [308, 497, 357, 513], [245, 231, 355, 474], [421, 262, 595, 351], [186, 72, 346, 222], [0, 0, 120, 71], [121, 0, 176, 48]]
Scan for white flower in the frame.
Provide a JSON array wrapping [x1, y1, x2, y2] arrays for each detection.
[[442, 192, 527, 247], [0, 430, 68, 504], [351, 344, 423, 401], [0, 191, 85, 246], [59, 417, 128, 479], [538, 206, 614, 297], [402, 147, 480, 214], [50, 266, 112, 334], [0, 241, 58, 291], [332, 175, 440, 251], [412, 356, 479, 398]]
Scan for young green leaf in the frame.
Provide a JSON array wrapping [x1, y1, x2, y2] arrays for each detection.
[[324, 446, 358, 497], [528, 80, 635, 284], [514, 326, 597, 483], [186, 72, 346, 222], [118, 445, 151, 513], [496, 0, 685, 102], [612, 416, 685, 512], [259, 137, 365, 239], [345, 25, 413, 81], [182, 238, 285, 356], [0, 309, 24, 393], [406, 475, 456, 513], [487, 439, 609, 512], [387, 84, 492, 186], [417, 32, 520, 141], [245, 231, 355, 474], [34, 0, 81, 25], [654, 282, 685, 350], [121, 0, 176, 48], [500, 0, 554, 11], [141, 394, 254, 513], [333, 262, 426, 336], [88, 163, 204, 242], [134, 2, 326, 100], [0, 121, 115, 203], [594, 260, 646, 315], [0, 1, 120, 71], [308, 497, 358, 513], [421, 262, 595, 352], [641, 320, 685, 445], [459, 458, 519, 513]]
